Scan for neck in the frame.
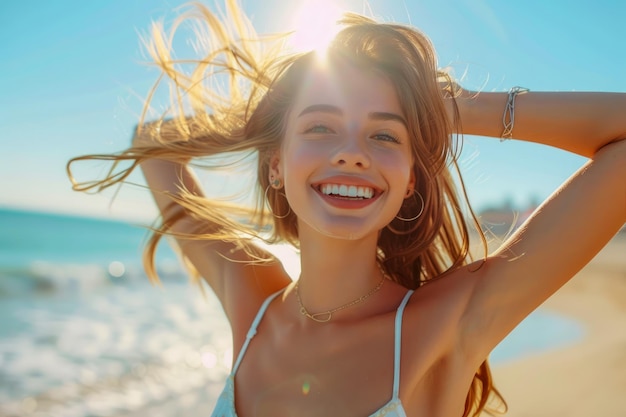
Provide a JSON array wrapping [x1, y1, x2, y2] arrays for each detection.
[[295, 224, 384, 319]]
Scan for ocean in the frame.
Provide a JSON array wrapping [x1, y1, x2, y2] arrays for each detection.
[[0, 208, 584, 417]]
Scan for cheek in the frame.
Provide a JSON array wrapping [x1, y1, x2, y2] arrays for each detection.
[[381, 152, 414, 184], [282, 141, 324, 176], [279, 143, 312, 199]]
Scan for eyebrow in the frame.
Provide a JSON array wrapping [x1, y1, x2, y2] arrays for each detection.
[[298, 104, 408, 129]]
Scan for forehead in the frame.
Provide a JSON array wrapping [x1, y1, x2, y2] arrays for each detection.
[[290, 59, 403, 116]]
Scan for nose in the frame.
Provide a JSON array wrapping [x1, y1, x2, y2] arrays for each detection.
[[331, 136, 371, 169]]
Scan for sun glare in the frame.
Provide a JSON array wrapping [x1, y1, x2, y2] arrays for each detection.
[[289, 0, 344, 54]]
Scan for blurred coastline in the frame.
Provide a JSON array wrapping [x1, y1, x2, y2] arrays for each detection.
[[0, 207, 623, 416]]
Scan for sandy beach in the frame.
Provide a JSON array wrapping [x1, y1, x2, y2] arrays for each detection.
[[487, 231, 626, 416]]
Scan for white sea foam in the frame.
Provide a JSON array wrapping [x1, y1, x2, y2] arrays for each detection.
[[0, 278, 232, 417]]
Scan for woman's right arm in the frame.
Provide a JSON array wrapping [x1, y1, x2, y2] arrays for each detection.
[[133, 124, 291, 323]]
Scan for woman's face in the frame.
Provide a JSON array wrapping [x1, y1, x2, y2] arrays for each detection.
[[275, 59, 415, 241]]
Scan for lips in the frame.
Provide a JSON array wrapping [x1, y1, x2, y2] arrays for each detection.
[[310, 178, 384, 211]]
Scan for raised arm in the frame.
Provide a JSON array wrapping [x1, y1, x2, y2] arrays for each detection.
[[453, 89, 626, 363], [459, 90, 626, 156], [132, 121, 291, 324]]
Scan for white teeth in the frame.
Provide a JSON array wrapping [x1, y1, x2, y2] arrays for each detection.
[[320, 184, 375, 199]]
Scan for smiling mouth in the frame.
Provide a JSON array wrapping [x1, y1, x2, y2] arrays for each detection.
[[317, 184, 376, 199]]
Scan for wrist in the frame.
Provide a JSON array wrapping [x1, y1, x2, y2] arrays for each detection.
[[132, 121, 161, 147], [460, 91, 509, 138], [132, 121, 193, 165], [132, 117, 195, 147]]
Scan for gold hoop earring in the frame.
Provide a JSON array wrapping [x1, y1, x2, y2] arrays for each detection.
[[395, 191, 424, 222], [265, 177, 291, 219]]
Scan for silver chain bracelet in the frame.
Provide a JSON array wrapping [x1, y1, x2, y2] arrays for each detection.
[[501, 86, 529, 141]]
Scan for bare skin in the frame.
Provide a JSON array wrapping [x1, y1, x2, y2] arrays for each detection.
[[135, 61, 626, 416]]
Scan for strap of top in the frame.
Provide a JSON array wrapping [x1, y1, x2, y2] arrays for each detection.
[[232, 288, 285, 374], [231, 286, 415, 391], [393, 289, 414, 398]]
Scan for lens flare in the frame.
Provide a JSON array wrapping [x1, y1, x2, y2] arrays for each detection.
[[289, 0, 343, 54], [108, 261, 125, 277]]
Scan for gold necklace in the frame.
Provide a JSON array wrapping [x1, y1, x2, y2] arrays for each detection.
[[295, 267, 388, 323]]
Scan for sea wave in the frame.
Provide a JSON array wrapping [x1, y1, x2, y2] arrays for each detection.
[[0, 260, 188, 297], [0, 279, 231, 417]]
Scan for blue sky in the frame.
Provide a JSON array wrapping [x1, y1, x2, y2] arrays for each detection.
[[1, 0, 624, 221]]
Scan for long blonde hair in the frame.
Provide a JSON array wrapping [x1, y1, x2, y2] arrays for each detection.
[[68, 1, 505, 415]]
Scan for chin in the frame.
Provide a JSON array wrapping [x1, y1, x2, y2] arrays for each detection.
[[307, 218, 382, 242]]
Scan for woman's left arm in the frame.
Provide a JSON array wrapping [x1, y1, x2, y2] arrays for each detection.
[[453, 90, 626, 363], [459, 90, 626, 156]]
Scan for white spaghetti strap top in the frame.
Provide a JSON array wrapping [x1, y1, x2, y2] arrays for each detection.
[[211, 288, 415, 417]]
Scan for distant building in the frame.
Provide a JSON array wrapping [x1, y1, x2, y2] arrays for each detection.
[[477, 204, 538, 240]]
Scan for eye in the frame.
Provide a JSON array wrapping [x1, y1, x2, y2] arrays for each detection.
[[372, 132, 402, 144], [304, 124, 334, 134]]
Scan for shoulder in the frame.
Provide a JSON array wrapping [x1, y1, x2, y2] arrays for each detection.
[[397, 267, 488, 411], [400, 265, 477, 358], [225, 260, 292, 357], [403, 263, 479, 328], [401, 261, 504, 367]]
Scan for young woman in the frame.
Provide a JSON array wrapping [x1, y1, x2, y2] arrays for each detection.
[[69, 1, 626, 416]]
